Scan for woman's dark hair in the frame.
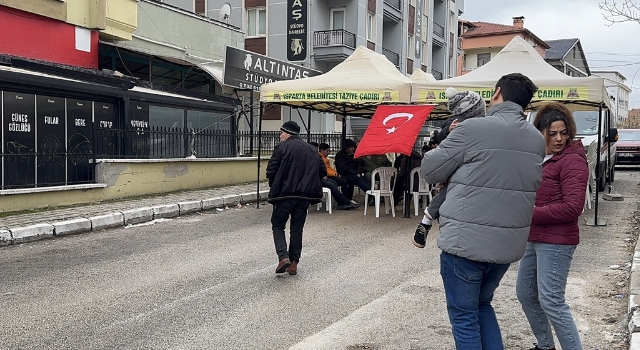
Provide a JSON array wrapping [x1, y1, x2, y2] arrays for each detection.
[[533, 102, 576, 143]]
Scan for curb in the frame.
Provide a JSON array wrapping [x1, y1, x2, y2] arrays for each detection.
[[630, 248, 640, 349], [1, 190, 270, 246]]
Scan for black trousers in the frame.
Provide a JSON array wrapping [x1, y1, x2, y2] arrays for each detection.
[[271, 199, 310, 262]]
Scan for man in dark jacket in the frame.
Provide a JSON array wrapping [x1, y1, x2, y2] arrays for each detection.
[[334, 139, 370, 196], [266, 121, 325, 275]]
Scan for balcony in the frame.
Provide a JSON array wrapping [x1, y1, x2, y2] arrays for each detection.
[[313, 30, 357, 62], [431, 68, 443, 80], [382, 47, 400, 68], [383, 0, 402, 22], [384, 0, 401, 9], [433, 22, 445, 39]]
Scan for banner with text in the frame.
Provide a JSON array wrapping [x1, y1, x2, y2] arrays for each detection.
[[417, 87, 590, 102], [262, 90, 402, 103]]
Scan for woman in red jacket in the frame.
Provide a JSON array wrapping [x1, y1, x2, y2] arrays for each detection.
[[516, 102, 588, 350]]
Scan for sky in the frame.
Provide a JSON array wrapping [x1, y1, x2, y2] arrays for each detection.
[[461, 0, 640, 110]]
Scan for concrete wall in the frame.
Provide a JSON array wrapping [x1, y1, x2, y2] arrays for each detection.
[[118, 0, 244, 64], [66, 0, 106, 30], [101, 0, 138, 41], [0, 0, 66, 22], [0, 158, 268, 213]]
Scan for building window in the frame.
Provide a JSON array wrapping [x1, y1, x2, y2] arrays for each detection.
[[330, 8, 345, 30], [195, 0, 205, 15], [477, 53, 491, 67], [366, 12, 375, 41], [408, 34, 414, 60], [247, 8, 266, 37]]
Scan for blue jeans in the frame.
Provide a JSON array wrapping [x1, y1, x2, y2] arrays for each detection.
[[516, 242, 582, 350], [440, 251, 510, 350]]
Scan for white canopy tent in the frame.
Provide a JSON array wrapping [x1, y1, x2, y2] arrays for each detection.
[[411, 36, 611, 116], [410, 69, 437, 83], [260, 45, 412, 117]]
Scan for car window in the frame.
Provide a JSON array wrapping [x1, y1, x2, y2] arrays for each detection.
[[618, 131, 640, 141]]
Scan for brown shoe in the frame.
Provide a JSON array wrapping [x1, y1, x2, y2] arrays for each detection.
[[286, 261, 298, 275], [275, 258, 291, 273]]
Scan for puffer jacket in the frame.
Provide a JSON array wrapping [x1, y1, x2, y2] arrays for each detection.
[[529, 141, 588, 245], [422, 101, 546, 264], [266, 136, 325, 204]]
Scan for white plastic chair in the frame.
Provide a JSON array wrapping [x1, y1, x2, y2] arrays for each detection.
[[364, 167, 397, 217], [403, 167, 432, 216], [317, 187, 332, 214], [584, 140, 597, 211]]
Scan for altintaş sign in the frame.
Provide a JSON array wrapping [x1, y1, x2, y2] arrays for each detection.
[[223, 46, 321, 91]]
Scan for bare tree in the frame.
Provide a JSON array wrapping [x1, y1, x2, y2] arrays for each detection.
[[599, 0, 640, 25]]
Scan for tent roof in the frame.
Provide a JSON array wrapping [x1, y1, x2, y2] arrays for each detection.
[[411, 36, 610, 116], [410, 69, 437, 82], [260, 46, 412, 116]]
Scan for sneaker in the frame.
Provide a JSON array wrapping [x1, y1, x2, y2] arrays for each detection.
[[286, 261, 298, 275], [276, 258, 291, 273], [350, 199, 359, 205], [529, 345, 556, 350], [337, 204, 354, 210], [412, 223, 431, 248]]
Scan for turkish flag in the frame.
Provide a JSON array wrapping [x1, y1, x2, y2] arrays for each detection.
[[354, 104, 436, 158]]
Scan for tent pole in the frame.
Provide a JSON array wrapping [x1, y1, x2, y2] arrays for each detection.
[[607, 108, 611, 193], [591, 103, 603, 225], [307, 109, 311, 142], [341, 106, 347, 148], [403, 152, 411, 218], [256, 102, 264, 209]]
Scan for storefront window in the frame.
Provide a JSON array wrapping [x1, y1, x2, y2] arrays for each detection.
[[3, 91, 35, 188], [36, 95, 66, 186]]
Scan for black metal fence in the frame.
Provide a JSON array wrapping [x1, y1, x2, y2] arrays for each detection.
[[313, 30, 357, 49], [2, 151, 94, 190], [2, 127, 437, 189]]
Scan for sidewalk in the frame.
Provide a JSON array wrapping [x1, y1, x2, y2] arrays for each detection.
[[0, 182, 268, 245]]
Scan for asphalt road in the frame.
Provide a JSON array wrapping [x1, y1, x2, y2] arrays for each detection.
[[1, 168, 638, 350]]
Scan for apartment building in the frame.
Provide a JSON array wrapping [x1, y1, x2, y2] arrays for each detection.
[[592, 71, 632, 124], [197, 0, 464, 132]]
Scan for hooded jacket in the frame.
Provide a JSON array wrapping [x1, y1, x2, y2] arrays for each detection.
[[266, 136, 325, 204], [422, 101, 546, 264], [529, 140, 588, 245]]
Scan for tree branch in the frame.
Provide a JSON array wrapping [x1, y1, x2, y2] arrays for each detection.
[[599, 0, 640, 26]]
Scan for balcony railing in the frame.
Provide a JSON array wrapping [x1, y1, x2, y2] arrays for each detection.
[[313, 29, 356, 49], [431, 68, 443, 80], [433, 22, 445, 38], [382, 47, 400, 67], [384, 0, 401, 10]]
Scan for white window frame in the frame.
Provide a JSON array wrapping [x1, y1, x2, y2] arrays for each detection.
[[408, 34, 414, 59], [330, 7, 346, 30], [366, 12, 376, 41], [477, 53, 491, 67], [246, 8, 266, 37]]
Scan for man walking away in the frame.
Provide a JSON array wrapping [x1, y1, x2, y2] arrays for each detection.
[[421, 73, 546, 349], [266, 121, 325, 276]]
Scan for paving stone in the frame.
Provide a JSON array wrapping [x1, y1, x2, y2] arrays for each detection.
[[240, 192, 258, 203], [152, 204, 180, 219], [90, 213, 124, 231], [0, 229, 12, 246], [202, 197, 224, 210], [178, 201, 202, 215], [53, 218, 92, 236], [122, 208, 154, 226], [222, 194, 241, 206], [10, 223, 54, 243]]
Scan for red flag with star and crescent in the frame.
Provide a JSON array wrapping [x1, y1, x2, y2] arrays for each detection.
[[354, 104, 436, 158]]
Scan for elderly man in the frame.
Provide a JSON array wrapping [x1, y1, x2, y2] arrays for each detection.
[[266, 121, 325, 276], [421, 73, 546, 349]]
